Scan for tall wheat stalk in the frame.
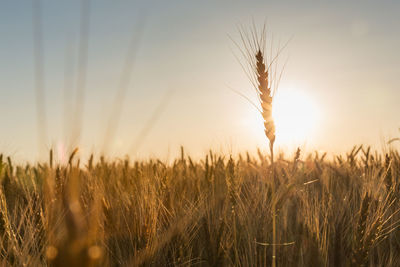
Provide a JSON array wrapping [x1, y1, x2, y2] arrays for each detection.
[[255, 46, 277, 267], [235, 24, 280, 267]]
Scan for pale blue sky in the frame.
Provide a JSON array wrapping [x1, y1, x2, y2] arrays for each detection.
[[1, 0, 399, 162]]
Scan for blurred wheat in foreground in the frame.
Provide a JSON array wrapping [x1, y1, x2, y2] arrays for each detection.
[[0, 147, 400, 266]]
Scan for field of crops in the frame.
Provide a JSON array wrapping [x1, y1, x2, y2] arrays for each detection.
[[0, 146, 399, 266]]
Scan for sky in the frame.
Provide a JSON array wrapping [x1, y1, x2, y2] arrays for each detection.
[[0, 0, 399, 162]]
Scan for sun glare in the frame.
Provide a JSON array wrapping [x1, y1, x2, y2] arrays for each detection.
[[272, 88, 320, 147]]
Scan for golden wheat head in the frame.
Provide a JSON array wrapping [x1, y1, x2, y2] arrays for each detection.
[[235, 24, 277, 150], [255, 50, 275, 146]]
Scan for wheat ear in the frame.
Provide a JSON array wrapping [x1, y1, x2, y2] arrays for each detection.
[[256, 49, 275, 165], [256, 50, 276, 150]]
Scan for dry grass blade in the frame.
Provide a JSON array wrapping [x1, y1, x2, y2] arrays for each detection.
[[32, 0, 48, 157], [71, 0, 91, 148], [102, 16, 146, 154]]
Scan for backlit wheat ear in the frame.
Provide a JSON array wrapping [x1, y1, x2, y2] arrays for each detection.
[[233, 24, 277, 160], [256, 50, 275, 149]]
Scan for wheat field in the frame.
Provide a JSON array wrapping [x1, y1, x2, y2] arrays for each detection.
[[2, 2, 400, 266], [0, 146, 399, 266]]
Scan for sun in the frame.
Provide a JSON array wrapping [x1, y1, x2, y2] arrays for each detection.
[[272, 88, 320, 147]]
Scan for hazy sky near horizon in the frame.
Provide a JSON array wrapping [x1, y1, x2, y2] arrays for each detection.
[[0, 0, 399, 162]]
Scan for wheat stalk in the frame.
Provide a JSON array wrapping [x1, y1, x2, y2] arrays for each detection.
[[236, 23, 280, 267], [255, 48, 277, 267]]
